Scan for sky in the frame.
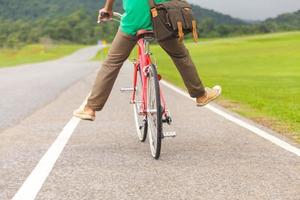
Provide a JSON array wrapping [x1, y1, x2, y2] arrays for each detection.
[[188, 0, 300, 20]]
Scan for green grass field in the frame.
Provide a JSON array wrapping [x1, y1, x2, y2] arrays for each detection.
[[0, 44, 84, 68], [151, 32, 300, 142]]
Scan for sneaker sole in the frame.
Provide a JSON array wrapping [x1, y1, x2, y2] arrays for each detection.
[[73, 113, 95, 121]]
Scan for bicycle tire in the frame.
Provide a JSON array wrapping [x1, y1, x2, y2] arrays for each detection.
[[133, 64, 148, 142], [147, 64, 162, 159]]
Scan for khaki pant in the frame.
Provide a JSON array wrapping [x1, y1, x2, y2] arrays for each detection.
[[87, 30, 205, 111]]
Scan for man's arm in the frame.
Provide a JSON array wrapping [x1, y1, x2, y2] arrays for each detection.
[[104, 0, 115, 11], [98, 0, 115, 22]]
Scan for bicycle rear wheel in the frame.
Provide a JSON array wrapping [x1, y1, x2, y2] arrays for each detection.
[[133, 65, 147, 142], [147, 64, 162, 159]]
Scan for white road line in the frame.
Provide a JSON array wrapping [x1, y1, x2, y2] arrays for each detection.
[[11, 89, 90, 199], [12, 117, 81, 200], [12, 94, 90, 200], [161, 80, 300, 157]]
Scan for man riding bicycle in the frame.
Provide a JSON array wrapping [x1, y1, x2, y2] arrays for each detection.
[[74, 0, 222, 121]]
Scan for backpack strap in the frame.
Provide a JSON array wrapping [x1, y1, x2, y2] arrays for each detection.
[[192, 20, 199, 42], [149, 0, 158, 18], [177, 21, 184, 42]]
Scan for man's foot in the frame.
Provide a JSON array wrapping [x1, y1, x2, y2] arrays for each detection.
[[73, 106, 96, 121], [196, 85, 222, 106]]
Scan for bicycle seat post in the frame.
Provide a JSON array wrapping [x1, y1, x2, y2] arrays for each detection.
[[144, 39, 151, 56]]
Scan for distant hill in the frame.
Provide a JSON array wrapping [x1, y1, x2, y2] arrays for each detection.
[[0, 0, 245, 25], [264, 10, 300, 30], [191, 5, 245, 25], [1, 0, 299, 47], [0, 0, 117, 19]]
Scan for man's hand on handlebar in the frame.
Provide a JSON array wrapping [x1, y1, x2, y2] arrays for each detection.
[[98, 8, 113, 23]]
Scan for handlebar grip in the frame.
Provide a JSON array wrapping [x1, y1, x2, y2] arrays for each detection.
[[100, 12, 110, 18]]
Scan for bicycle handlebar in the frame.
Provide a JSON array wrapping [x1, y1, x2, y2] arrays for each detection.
[[97, 12, 122, 24], [112, 12, 122, 19]]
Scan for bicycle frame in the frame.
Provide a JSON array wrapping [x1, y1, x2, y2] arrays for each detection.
[[131, 38, 169, 118]]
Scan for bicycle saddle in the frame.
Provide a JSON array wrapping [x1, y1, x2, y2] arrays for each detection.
[[136, 30, 155, 40]]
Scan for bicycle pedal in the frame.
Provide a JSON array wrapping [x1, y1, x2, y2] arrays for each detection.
[[120, 87, 134, 92], [162, 116, 172, 125], [163, 132, 176, 138]]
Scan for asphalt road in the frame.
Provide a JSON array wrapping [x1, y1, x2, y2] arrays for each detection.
[[0, 47, 299, 200], [0, 45, 101, 132]]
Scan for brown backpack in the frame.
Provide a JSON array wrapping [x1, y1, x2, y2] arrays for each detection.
[[148, 0, 199, 42]]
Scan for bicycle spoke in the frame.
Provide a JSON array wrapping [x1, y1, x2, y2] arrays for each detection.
[[133, 65, 147, 142]]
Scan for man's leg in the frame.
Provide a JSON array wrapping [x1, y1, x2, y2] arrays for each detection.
[[158, 38, 206, 98], [87, 30, 137, 111], [158, 38, 221, 106]]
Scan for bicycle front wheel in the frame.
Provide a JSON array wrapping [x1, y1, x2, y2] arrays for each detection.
[[147, 64, 162, 159]]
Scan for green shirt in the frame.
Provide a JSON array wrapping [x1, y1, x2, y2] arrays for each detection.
[[121, 0, 169, 36]]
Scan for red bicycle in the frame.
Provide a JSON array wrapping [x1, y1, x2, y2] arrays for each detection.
[[101, 12, 175, 159]]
